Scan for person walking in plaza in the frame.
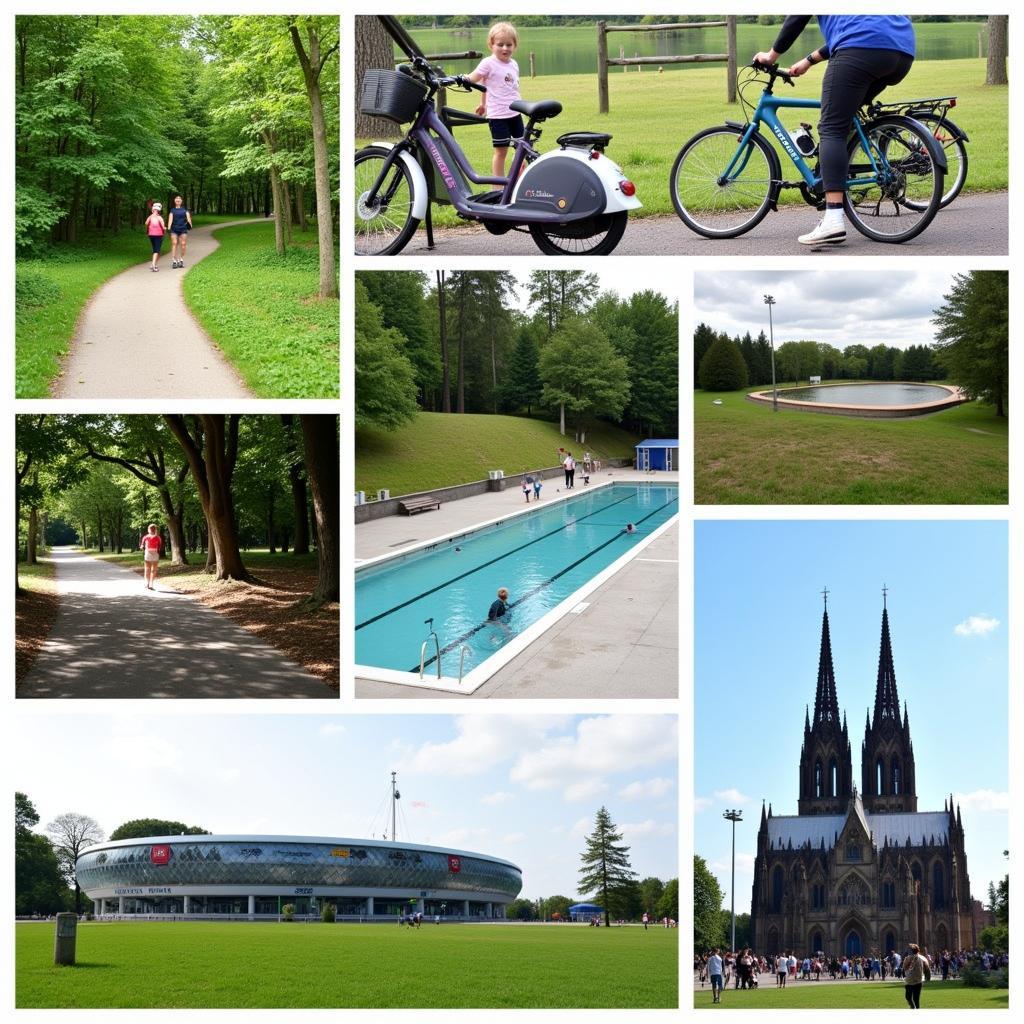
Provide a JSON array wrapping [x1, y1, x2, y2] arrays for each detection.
[[708, 948, 725, 1004], [776, 952, 788, 988], [903, 944, 931, 1008], [140, 523, 163, 589]]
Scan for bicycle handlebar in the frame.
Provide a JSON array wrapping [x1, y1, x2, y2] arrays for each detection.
[[402, 56, 487, 92], [751, 60, 796, 88]]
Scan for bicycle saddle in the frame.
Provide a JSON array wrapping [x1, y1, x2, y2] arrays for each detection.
[[510, 99, 562, 121]]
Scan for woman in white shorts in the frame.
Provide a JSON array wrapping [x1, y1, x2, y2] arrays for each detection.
[[140, 523, 163, 590]]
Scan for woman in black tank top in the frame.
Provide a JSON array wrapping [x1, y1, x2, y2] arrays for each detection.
[[166, 195, 193, 268]]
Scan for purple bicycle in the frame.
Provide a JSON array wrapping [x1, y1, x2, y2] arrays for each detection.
[[355, 55, 641, 256]]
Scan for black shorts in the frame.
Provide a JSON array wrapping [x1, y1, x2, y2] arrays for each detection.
[[488, 114, 525, 148], [149, 235, 164, 253]]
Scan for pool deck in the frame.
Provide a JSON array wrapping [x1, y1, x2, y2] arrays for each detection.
[[355, 469, 679, 700]]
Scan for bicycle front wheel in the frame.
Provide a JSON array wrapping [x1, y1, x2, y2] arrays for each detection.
[[355, 146, 420, 256], [844, 116, 944, 244], [910, 113, 968, 208], [670, 125, 777, 238]]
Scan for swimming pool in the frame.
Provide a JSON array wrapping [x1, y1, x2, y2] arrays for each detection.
[[746, 382, 965, 417], [355, 482, 678, 691]]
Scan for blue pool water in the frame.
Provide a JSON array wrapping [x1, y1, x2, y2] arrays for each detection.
[[356, 483, 678, 677]]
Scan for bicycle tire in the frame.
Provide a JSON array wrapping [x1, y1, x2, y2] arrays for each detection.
[[528, 211, 628, 256], [844, 115, 943, 244], [908, 112, 968, 208], [354, 146, 420, 256], [669, 124, 778, 239]]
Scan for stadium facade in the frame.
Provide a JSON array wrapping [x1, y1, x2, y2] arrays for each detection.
[[77, 835, 522, 920]]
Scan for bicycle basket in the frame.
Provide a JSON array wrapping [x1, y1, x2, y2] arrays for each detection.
[[360, 69, 428, 124]]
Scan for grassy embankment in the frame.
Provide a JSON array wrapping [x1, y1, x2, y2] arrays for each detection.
[[358, 59, 1006, 227], [183, 223, 339, 398], [694, 387, 1007, 504], [16, 921, 677, 1009], [15, 215, 262, 398], [355, 411, 643, 496]]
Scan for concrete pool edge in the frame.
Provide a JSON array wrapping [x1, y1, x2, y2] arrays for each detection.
[[354, 486, 679, 695], [744, 382, 966, 418]]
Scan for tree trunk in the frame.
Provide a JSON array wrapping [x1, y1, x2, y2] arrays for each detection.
[[300, 415, 339, 604], [457, 277, 466, 414], [354, 16, 400, 139], [986, 16, 1008, 85], [281, 415, 310, 555], [437, 271, 451, 412], [158, 486, 188, 565], [295, 180, 308, 232], [280, 175, 294, 245], [291, 23, 339, 299], [27, 508, 38, 565], [267, 485, 277, 553], [267, 152, 286, 255]]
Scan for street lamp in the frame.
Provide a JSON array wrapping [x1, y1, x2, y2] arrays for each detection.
[[723, 809, 744, 952], [763, 295, 778, 412]]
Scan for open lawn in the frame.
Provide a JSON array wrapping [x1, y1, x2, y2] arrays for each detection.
[[183, 222, 339, 398], [15, 216, 263, 398], [16, 922, 677, 1009], [358, 59, 1006, 226], [693, 979, 1006, 1009], [15, 559, 59, 684], [694, 390, 1007, 504], [356, 412, 641, 496]]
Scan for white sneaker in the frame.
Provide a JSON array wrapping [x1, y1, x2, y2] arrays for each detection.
[[798, 219, 846, 246]]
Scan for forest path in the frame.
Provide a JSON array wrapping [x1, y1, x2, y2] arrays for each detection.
[[53, 219, 269, 399], [17, 549, 330, 699]]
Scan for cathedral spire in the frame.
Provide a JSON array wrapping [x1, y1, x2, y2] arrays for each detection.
[[813, 593, 840, 726], [873, 588, 900, 723]]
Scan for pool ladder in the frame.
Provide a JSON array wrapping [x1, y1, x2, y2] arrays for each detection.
[[419, 619, 470, 683]]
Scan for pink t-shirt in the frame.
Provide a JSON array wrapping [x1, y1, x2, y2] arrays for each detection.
[[147, 214, 165, 237], [472, 55, 520, 119]]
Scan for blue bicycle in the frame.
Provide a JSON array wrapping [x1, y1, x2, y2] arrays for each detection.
[[670, 62, 947, 243]]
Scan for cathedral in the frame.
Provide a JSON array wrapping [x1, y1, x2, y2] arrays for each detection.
[[750, 592, 974, 959]]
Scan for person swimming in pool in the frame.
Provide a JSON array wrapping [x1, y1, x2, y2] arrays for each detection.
[[625, 523, 636, 534], [488, 587, 512, 634]]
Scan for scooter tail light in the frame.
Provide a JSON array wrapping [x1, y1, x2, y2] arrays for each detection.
[[589, 150, 601, 160], [620, 180, 636, 197]]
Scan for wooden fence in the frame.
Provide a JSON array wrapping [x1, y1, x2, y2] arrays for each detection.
[[597, 18, 737, 113]]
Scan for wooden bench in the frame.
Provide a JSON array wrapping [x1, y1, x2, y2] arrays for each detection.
[[399, 496, 441, 515]]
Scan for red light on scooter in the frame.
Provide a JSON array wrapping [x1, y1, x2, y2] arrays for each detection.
[[620, 180, 636, 197], [949, 97, 957, 107], [589, 150, 601, 160]]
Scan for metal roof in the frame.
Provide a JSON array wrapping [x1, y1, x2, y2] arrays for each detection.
[[635, 439, 679, 448], [767, 811, 948, 850]]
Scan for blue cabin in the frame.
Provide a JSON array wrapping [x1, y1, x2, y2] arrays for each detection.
[[635, 439, 678, 472]]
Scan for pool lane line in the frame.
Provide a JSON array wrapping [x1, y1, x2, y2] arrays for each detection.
[[411, 496, 679, 674], [355, 490, 638, 631]]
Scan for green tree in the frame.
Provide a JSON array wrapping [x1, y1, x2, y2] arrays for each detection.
[[527, 269, 599, 335], [932, 270, 1009, 416], [639, 876, 665, 916], [505, 898, 536, 921], [15, 793, 69, 916], [694, 855, 725, 952], [541, 894, 573, 920], [499, 327, 542, 415], [578, 806, 638, 928], [698, 336, 748, 392], [45, 812, 104, 915], [109, 818, 212, 841], [693, 322, 717, 382], [719, 909, 752, 950], [656, 877, 679, 920]]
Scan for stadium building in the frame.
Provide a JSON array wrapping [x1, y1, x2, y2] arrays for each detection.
[[76, 835, 522, 921]]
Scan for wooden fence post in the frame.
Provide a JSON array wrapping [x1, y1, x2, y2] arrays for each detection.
[[597, 20, 609, 113], [727, 16, 737, 103], [529, 51, 536, 77]]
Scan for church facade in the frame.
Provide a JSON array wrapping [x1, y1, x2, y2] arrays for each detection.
[[750, 596, 974, 959]]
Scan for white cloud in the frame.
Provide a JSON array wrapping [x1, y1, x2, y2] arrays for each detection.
[[694, 796, 713, 813], [620, 819, 675, 839], [481, 791, 515, 806], [714, 788, 752, 804], [565, 779, 609, 803], [502, 833, 527, 845], [319, 722, 346, 736], [619, 777, 675, 801], [954, 614, 1000, 637], [952, 789, 1009, 812], [426, 826, 492, 849], [569, 817, 592, 838]]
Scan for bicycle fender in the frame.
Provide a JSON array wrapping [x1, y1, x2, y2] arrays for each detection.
[[514, 147, 642, 214], [369, 142, 429, 220], [900, 116, 949, 173]]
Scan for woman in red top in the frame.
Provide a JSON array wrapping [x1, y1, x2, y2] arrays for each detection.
[[140, 523, 163, 590]]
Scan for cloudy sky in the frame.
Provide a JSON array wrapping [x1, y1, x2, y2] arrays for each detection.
[[694, 270, 959, 351], [695, 520, 1008, 916], [16, 713, 678, 900]]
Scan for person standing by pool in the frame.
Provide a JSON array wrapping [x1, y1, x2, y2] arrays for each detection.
[[145, 203, 166, 271], [754, 15, 915, 247], [487, 587, 511, 633], [532, 474, 542, 501], [166, 195, 193, 268], [140, 523, 163, 590], [522, 476, 532, 502], [563, 451, 576, 488]]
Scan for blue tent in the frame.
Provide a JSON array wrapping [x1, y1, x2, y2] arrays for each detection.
[[635, 439, 678, 471], [568, 902, 603, 921]]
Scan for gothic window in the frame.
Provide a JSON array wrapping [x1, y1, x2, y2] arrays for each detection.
[[876, 758, 885, 795], [771, 866, 785, 913], [932, 863, 945, 910], [846, 842, 861, 861], [810, 930, 824, 954], [891, 757, 902, 795], [883, 929, 897, 954], [911, 862, 922, 883], [882, 881, 896, 908], [839, 877, 870, 906], [815, 761, 823, 799], [811, 884, 825, 910], [830, 758, 838, 797]]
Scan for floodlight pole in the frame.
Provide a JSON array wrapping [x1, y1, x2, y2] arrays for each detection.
[[390, 771, 399, 842], [764, 295, 778, 412], [723, 809, 743, 952]]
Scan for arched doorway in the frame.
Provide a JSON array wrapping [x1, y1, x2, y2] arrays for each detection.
[[845, 929, 862, 957], [883, 928, 897, 954], [810, 930, 824, 955], [935, 922, 949, 951]]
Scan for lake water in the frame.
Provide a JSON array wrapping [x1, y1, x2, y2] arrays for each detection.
[[402, 21, 988, 77]]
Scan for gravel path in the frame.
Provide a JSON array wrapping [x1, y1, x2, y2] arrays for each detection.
[[17, 549, 331, 700], [53, 219, 269, 399]]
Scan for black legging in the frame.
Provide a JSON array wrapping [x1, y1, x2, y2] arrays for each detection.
[[818, 47, 914, 191], [904, 983, 922, 1009]]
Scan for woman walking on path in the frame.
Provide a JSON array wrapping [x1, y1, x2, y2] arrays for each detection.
[[145, 203, 166, 271], [166, 195, 193, 268], [140, 524, 163, 590]]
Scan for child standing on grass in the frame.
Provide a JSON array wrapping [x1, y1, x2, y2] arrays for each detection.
[[145, 203, 165, 272], [140, 523, 163, 590], [469, 22, 522, 178]]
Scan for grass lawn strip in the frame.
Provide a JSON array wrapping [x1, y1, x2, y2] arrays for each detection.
[[357, 412, 641, 496], [93, 550, 338, 692], [358, 59, 1005, 227], [16, 922, 677, 1009], [15, 559, 59, 684], [695, 390, 1007, 504], [182, 223, 339, 399]]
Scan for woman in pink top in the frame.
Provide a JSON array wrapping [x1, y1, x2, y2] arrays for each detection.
[[145, 202, 165, 272], [140, 523, 163, 590], [468, 22, 522, 178]]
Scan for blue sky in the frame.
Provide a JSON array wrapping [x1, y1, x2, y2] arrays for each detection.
[[695, 520, 1008, 915], [16, 713, 677, 900]]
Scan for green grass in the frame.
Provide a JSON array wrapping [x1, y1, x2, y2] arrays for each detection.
[[358, 59, 1006, 226], [356, 412, 641, 495], [16, 922, 677, 1008], [694, 388, 1007, 504], [16, 557, 57, 591], [91, 548, 316, 575], [183, 223, 339, 398], [693, 979, 1006, 1009], [15, 216, 264, 398]]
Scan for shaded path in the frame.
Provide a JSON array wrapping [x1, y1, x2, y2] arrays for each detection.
[[54, 219, 270, 399], [17, 549, 331, 699]]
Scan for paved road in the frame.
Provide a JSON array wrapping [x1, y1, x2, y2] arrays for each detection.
[[53, 220, 266, 399], [18, 549, 330, 699], [395, 191, 1007, 257]]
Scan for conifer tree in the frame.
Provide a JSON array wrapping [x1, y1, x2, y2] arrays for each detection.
[[578, 806, 637, 927]]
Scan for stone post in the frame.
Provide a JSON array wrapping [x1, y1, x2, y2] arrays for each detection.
[[54, 913, 77, 965]]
